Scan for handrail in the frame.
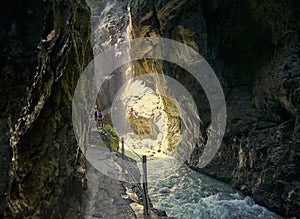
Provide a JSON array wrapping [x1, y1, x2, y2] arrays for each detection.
[[124, 141, 142, 159], [92, 126, 149, 215]]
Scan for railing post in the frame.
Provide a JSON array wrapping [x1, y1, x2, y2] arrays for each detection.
[[109, 130, 112, 152], [121, 137, 125, 173], [142, 155, 149, 218]]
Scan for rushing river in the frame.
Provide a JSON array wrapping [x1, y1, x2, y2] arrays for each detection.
[[148, 166, 281, 219]]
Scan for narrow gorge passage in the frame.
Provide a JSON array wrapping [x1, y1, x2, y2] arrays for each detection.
[[1, 0, 298, 218], [84, 0, 287, 219]]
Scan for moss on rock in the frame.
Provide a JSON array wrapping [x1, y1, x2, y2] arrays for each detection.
[[101, 124, 120, 152]]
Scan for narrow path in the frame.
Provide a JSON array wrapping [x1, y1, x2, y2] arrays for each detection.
[[83, 162, 136, 219], [82, 124, 139, 218]]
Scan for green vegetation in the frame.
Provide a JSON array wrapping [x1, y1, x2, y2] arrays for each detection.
[[100, 124, 120, 151]]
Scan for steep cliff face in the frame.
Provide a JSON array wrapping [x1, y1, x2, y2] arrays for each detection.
[[0, 0, 93, 217], [88, 0, 128, 114], [128, 0, 300, 217]]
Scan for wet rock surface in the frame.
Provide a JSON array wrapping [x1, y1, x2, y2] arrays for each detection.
[[88, 0, 129, 111], [0, 0, 93, 217]]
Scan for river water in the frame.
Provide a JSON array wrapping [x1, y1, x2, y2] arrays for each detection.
[[148, 166, 281, 219]]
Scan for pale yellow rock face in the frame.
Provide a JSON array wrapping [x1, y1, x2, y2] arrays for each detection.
[[120, 77, 181, 157]]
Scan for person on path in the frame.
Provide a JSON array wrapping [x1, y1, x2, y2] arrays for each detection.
[[94, 107, 100, 129], [98, 110, 104, 129]]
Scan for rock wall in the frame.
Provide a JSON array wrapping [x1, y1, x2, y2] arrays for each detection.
[[88, 0, 129, 114], [128, 0, 300, 217], [0, 0, 93, 217]]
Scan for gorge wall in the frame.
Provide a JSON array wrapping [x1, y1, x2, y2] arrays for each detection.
[[1, 0, 299, 218], [0, 0, 93, 217], [128, 0, 300, 218]]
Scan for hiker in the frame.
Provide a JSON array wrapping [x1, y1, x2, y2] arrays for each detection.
[[94, 109, 100, 129], [98, 110, 104, 129], [94, 110, 98, 120]]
